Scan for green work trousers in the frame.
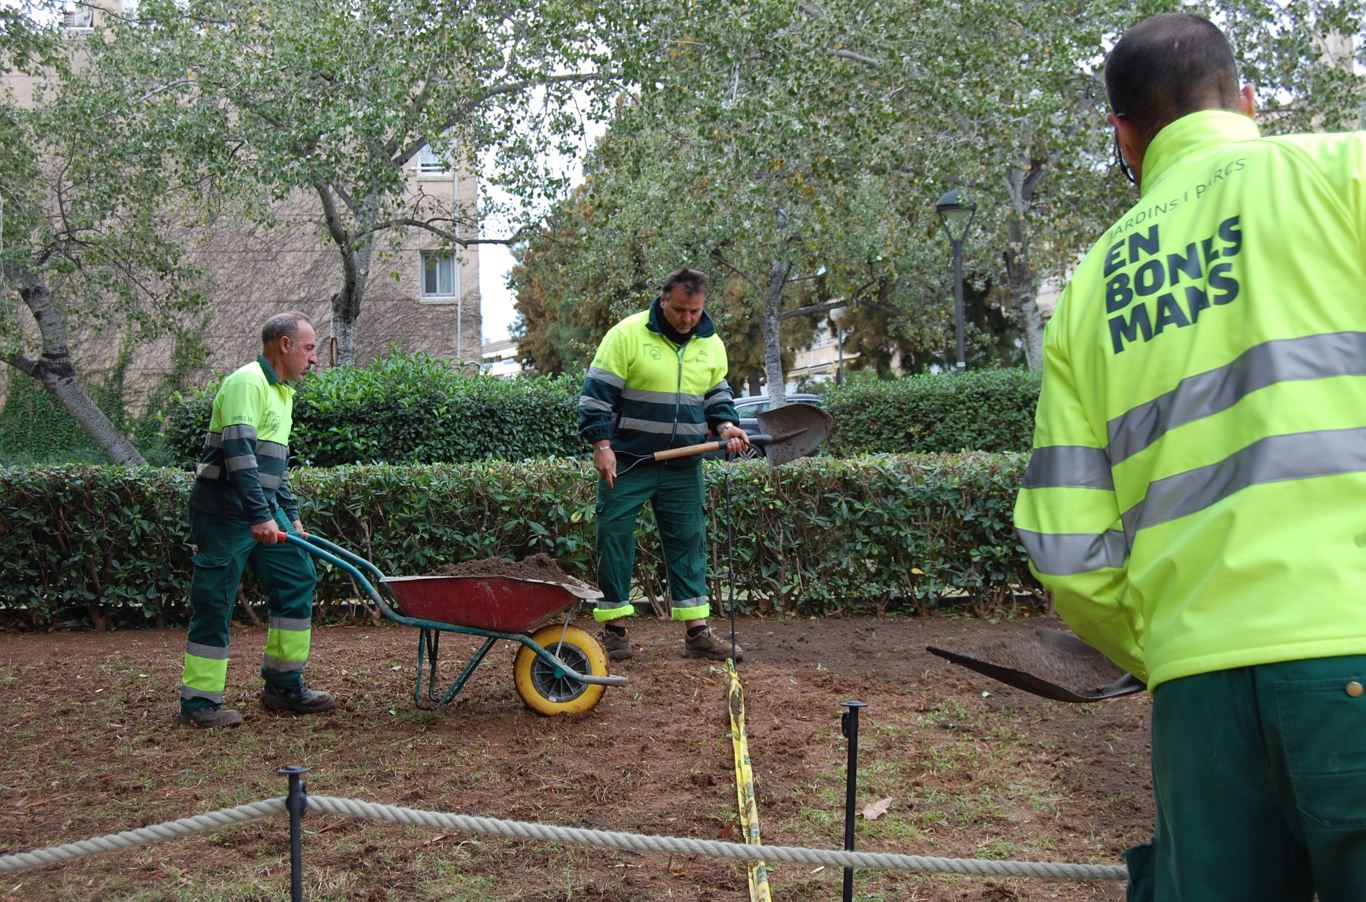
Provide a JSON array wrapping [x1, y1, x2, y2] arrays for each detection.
[[180, 508, 317, 709], [593, 462, 710, 623], [1128, 655, 1366, 901]]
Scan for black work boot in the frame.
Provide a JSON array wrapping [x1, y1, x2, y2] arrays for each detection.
[[177, 704, 243, 728], [597, 627, 633, 660], [260, 682, 336, 715], [683, 625, 743, 662]]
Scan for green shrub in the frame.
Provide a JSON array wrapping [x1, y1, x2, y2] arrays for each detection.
[[0, 454, 1039, 629], [161, 351, 583, 468], [823, 368, 1041, 454]]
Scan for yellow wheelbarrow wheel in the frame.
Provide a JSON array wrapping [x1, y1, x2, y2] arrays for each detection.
[[513, 625, 609, 716]]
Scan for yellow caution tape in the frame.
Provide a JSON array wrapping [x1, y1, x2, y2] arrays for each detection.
[[727, 659, 772, 901]]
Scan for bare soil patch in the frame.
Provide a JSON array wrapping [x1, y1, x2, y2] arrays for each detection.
[[0, 612, 1152, 900]]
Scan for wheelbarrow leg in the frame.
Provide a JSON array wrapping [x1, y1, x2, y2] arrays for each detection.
[[415, 628, 500, 709], [416, 629, 437, 706]]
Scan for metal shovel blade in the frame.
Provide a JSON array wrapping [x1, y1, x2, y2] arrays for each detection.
[[754, 404, 835, 466], [927, 627, 1146, 703]]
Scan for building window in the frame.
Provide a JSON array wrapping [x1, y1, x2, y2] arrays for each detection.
[[64, 3, 94, 29], [416, 144, 450, 176], [421, 251, 458, 301]]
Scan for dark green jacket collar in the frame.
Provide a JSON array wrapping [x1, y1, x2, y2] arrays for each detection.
[[257, 354, 283, 385]]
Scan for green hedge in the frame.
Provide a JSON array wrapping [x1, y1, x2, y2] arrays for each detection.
[[161, 352, 583, 468], [823, 369, 1041, 454], [0, 454, 1038, 628]]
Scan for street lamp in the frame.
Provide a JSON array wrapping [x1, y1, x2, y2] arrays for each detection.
[[935, 188, 976, 371]]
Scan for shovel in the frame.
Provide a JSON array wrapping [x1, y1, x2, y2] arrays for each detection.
[[927, 627, 1146, 703], [618, 403, 835, 471]]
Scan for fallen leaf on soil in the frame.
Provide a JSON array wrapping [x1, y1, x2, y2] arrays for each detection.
[[863, 796, 894, 820]]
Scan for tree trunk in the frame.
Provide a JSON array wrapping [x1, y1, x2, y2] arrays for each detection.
[[317, 185, 378, 367], [762, 258, 789, 406], [1003, 161, 1048, 371], [6, 272, 146, 466]]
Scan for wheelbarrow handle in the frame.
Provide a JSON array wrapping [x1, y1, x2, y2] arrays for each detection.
[[278, 532, 403, 623]]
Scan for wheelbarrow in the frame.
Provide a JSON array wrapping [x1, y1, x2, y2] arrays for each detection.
[[281, 533, 626, 715]]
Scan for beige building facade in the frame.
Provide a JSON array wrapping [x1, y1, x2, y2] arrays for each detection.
[[1, 3, 482, 412]]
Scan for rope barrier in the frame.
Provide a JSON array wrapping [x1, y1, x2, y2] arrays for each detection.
[[0, 798, 286, 873], [306, 795, 1128, 882], [0, 792, 1128, 883]]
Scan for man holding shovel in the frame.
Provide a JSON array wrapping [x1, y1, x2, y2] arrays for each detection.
[[1015, 13, 1366, 900], [579, 268, 750, 662]]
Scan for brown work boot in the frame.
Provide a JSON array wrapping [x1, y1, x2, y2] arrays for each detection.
[[177, 704, 243, 728], [597, 628, 633, 660], [260, 682, 336, 715], [683, 625, 742, 662]]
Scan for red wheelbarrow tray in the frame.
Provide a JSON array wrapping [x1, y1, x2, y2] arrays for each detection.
[[381, 573, 601, 633]]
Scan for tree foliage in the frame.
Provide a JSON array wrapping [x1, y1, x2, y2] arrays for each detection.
[[102, 0, 677, 364], [514, 0, 1365, 387], [1, 4, 216, 465]]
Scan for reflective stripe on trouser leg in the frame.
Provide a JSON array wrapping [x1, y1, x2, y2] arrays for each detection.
[[254, 512, 317, 687], [652, 464, 710, 622], [593, 465, 659, 623], [181, 509, 252, 706]]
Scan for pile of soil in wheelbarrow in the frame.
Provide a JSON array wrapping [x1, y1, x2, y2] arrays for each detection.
[[429, 552, 594, 591]]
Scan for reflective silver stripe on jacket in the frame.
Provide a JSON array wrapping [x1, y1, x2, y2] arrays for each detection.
[[224, 454, 256, 473], [618, 417, 710, 436], [579, 396, 613, 413], [258, 473, 283, 490], [587, 366, 625, 389], [1017, 528, 1129, 576], [704, 378, 734, 401], [203, 433, 223, 449], [1108, 332, 1366, 465], [222, 424, 258, 441], [1122, 426, 1366, 541], [196, 463, 222, 480], [623, 387, 704, 406], [257, 442, 288, 460], [1023, 446, 1114, 490]]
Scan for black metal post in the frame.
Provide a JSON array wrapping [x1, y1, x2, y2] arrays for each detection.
[[951, 236, 966, 371], [279, 765, 310, 902], [840, 700, 868, 902]]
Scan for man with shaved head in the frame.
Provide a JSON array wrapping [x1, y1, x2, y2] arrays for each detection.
[[1015, 13, 1366, 899]]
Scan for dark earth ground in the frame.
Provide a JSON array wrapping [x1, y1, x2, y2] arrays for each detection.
[[0, 612, 1152, 900]]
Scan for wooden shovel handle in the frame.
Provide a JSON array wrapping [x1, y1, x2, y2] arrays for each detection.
[[651, 432, 773, 462], [652, 441, 726, 462]]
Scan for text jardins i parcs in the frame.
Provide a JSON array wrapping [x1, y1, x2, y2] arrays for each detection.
[[1103, 159, 1246, 354]]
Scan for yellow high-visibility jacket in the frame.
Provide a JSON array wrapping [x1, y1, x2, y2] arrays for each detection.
[[188, 355, 300, 525], [578, 299, 739, 460], [1014, 110, 1366, 688]]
